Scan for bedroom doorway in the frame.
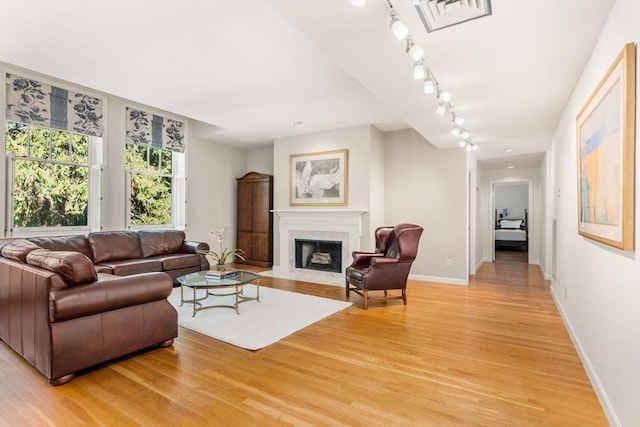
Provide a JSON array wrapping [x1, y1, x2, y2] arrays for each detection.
[[492, 181, 531, 264]]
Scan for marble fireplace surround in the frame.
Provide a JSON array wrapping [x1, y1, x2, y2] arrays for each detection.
[[272, 210, 367, 285]]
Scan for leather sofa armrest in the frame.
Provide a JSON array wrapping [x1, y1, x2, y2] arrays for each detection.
[[350, 252, 384, 268], [181, 241, 209, 254], [370, 257, 400, 267], [49, 272, 173, 323]]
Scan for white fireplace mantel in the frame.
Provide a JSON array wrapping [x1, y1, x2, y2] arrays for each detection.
[[273, 210, 368, 277]]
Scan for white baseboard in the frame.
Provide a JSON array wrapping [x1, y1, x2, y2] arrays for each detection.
[[550, 287, 620, 427], [410, 274, 468, 286]]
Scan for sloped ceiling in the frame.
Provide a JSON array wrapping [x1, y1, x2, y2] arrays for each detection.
[[0, 0, 615, 167]]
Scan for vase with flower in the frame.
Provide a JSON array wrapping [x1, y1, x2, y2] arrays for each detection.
[[198, 228, 245, 271]]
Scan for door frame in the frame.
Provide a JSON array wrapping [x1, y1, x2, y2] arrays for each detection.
[[490, 179, 533, 263]]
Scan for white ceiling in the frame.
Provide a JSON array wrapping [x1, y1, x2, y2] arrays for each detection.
[[0, 0, 614, 169]]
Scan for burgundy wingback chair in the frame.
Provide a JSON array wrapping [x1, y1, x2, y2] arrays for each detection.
[[345, 223, 423, 309]]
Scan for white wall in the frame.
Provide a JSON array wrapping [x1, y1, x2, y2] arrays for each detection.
[[186, 136, 247, 248], [384, 129, 467, 283], [495, 182, 528, 220], [474, 160, 484, 272], [550, 1, 640, 425], [369, 126, 385, 249], [271, 125, 469, 283], [272, 125, 376, 266], [246, 145, 274, 175]]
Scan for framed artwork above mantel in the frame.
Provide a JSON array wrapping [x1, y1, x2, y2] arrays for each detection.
[[289, 149, 348, 206], [576, 42, 636, 251]]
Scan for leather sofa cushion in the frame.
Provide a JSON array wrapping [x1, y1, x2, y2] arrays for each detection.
[[88, 231, 142, 263], [28, 235, 94, 261], [139, 230, 185, 258], [49, 272, 173, 322], [1, 239, 41, 263], [95, 258, 163, 276], [26, 249, 98, 286], [149, 253, 201, 270], [94, 264, 113, 274]]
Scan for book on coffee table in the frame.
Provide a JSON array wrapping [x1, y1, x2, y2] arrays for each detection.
[[206, 269, 237, 280]]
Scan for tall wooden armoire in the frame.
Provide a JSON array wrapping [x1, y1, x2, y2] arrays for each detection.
[[236, 172, 273, 267]]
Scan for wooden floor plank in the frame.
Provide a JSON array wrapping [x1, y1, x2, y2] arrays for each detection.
[[0, 260, 608, 426]]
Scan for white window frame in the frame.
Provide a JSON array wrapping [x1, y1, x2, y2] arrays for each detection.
[[124, 143, 186, 231], [4, 125, 103, 237]]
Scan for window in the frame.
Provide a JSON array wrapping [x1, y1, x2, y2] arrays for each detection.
[[124, 107, 186, 229], [5, 121, 101, 233], [4, 73, 104, 235], [125, 144, 175, 226]]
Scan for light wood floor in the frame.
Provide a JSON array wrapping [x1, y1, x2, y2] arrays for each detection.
[[0, 261, 607, 426]]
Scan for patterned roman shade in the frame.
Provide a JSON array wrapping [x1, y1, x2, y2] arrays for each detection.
[[125, 107, 185, 153], [6, 73, 104, 137]]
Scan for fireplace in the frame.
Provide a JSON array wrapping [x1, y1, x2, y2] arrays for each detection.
[[295, 239, 342, 273], [273, 210, 367, 285]]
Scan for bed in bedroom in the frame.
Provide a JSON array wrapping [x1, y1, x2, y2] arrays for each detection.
[[494, 210, 528, 251]]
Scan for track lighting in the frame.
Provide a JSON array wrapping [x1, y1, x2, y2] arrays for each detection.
[[460, 140, 478, 151], [380, 0, 478, 152], [389, 10, 409, 40], [413, 61, 424, 79], [451, 112, 464, 130], [439, 91, 451, 102], [423, 75, 434, 94], [405, 39, 424, 61]]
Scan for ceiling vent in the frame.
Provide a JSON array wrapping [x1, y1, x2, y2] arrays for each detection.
[[414, 0, 492, 32]]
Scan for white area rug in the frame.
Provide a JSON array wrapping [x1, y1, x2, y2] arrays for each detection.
[[168, 285, 351, 350]]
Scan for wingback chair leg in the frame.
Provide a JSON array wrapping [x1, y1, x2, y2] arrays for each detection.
[[345, 279, 350, 298], [402, 288, 407, 305], [363, 290, 369, 310]]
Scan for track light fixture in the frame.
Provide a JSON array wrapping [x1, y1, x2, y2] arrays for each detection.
[[413, 61, 424, 79], [451, 112, 464, 126], [461, 140, 478, 151], [389, 9, 409, 40], [356, 0, 478, 152], [405, 39, 424, 61], [423, 71, 435, 93], [439, 91, 452, 102]]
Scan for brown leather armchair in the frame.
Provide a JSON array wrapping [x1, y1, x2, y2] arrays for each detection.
[[345, 223, 423, 309]]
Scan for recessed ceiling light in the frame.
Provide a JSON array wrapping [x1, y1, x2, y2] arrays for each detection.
[[504, 148, 513, 153], [507, 162, 515, 169], [290, 121, 302, 127]]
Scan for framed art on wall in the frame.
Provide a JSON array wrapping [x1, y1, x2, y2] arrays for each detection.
[[577, 43, 636, 250], [290, 149, 348, 206]]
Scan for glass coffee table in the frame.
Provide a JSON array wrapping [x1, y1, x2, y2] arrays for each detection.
[[176, 270, 261, 316]]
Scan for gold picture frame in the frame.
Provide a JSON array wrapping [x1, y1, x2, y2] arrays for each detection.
[[290, 149, 348, 206], [577, 43, 636, 250]]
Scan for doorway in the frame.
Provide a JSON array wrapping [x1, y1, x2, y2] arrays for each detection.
[[492, 181, 531, 264]]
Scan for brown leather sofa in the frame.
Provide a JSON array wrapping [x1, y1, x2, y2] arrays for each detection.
[[0, 230, 210, 385]]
